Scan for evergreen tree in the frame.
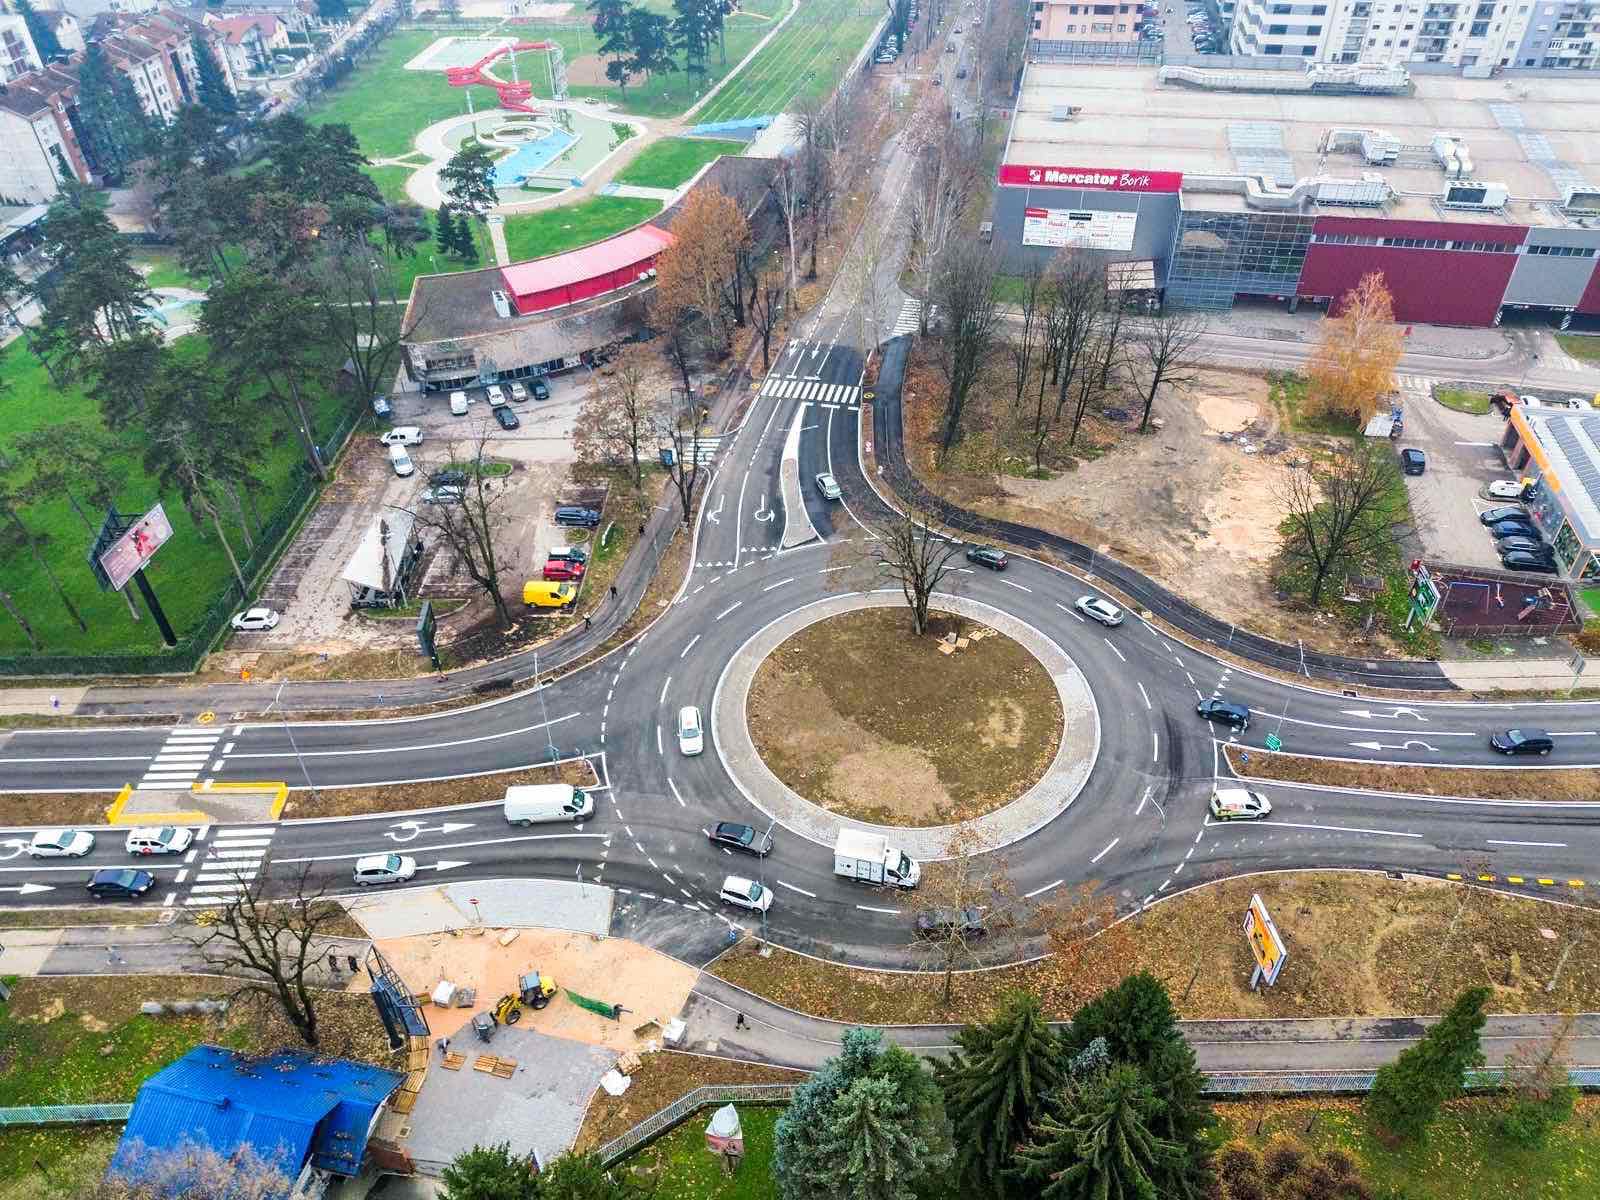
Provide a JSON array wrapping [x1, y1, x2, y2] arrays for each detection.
[[536, 1151, 648, 1200], [1012, 1065, 1183, 1200], [435, 205, 457, 255], [438, 1142, 537, 1200], [625, 9, 674, 80], [73, 43, 153, 183], [823, 1076, 930, 1200], [774, 1029, 891, 1200], [934, 990, 1064, 1200], [671, 0, 714, 84], [590, 0, 638, 92], [459, 225, 481, 266], [191, 35, 238, 116], [15, 0, 63, 62], [259, 115, 380, 208], [317, 0, 352, 19], [1365, 986, 1490, 1142], [441, 140, 499, 223]]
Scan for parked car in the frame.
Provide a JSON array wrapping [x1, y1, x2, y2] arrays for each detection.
[[677, 705, 704, 755], [380, 427, 423, 446], [1196, 697, 1250, 731], [708, 821, 772, 856], [1075, 595, 1124, 627], [371, 394, 392, 419], [87, 868, 156, 900], [1479, 505, 1528, 526], [542, 557, 586, 582], [1489, 519, 1540, 540], [554, 505, 602, 528], [531, 378, 551, 401], [548, 544, 588, 564], [914, 906, 986, 941], [230, 607, 280, 632], [718, 875, 773, 912], [494, 406, 520, 430], [508, 381, 529, 402], [29, 828, 95, 858], [1497, 536, 1547, 555], [1489, 728, 1553, 756], [124, 826, 193, 855], [388, 444, 414, 477], [1500, 550, 1557, 573], [486, 384, 507, 407], [422, 484, 467, 505], [449, 390, 469, 415], [1487, 479, 1528, 500], [1399, 449, 1426, 476], [353, 853, 417, 886], [523, 580, 576, 608], [965, 545, 1008, 570], [815, 472, 842, 500], [429, 468, 467, 488]]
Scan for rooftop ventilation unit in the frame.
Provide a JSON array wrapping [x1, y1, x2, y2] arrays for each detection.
[[1431, 133, 1474, 179], [1440, 181, 1508, 210], [1561, 183, 1600, 214], [490, 289, 512, 319], [1313, 172, 1391, 207], [1050, 104, 1080, 121]]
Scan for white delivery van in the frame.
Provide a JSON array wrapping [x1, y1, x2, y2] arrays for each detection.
[[388, 443, 415, 477], [1209, 787, 1272, 821], [503, 783, 594, 825]]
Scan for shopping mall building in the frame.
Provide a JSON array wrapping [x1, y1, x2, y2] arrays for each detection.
[[994, 61, 1600, 327]]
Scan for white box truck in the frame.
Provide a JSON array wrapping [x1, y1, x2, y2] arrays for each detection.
[[833, 829, 921, 888]]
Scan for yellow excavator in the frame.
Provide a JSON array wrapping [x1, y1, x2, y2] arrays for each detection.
[[489, 970, 558, 1027]]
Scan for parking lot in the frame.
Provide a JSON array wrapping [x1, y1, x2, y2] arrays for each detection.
[[1141, 0, 1227, 54]]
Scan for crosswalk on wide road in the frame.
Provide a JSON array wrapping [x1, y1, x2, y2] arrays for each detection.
[[892, 297, 933, 336], [758, 376, 862, 408], [138, 727, 221, 790], [181, 825, 278, 907]]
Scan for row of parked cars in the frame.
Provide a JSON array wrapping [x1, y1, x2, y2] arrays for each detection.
[[1478, 497, 1558, 573]]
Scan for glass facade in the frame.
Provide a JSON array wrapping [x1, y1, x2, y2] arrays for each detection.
[[1164, 209, 1315, 310]]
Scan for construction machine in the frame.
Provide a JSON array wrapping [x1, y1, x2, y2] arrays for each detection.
[[488, 970, 558, 1026]]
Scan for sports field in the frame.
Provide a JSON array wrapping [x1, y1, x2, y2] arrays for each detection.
[[694, 0, 883, 124]]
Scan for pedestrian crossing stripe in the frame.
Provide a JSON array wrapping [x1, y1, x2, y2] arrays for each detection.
[[757, 378, 862, 406]]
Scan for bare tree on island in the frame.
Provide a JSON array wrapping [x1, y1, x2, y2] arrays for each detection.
[[409, 427, 516, 627], [186, 865, 348, 1049], [914, 826, 1026, 1008], [1130, 308, 1207, 433], [872, 502, 967, 635]]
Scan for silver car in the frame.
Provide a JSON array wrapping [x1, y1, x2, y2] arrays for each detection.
[[29, 828, 95, 858]]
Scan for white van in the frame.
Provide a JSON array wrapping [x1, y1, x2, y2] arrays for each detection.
[[503, 783, 594, 825], [388, 443, 414, 477], [1209, 787, 1272, 821]]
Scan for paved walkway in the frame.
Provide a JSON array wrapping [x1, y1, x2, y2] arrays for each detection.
[[348, 879, 612, 939], [1440, 659, 1591, 691]]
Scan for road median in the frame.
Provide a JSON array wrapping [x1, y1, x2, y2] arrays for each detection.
[[1224, 744, 1600, 802]]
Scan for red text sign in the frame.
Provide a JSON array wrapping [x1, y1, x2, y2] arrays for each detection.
[[999, 164, 1184, 193]]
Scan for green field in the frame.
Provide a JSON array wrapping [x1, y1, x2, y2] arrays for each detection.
[[614, 137, 744, 189], [128, 249, 209, 292], [1435, 386, 1492, 415], [694, 0, 883, 124], [623, 1105, 780, 1200], [0, 335, 348, 659], [1556, 332, 1600, 363], [501, 196, 662, 262]]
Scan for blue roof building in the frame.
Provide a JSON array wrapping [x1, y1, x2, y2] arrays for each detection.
[[110, 1045, 402, 1189]]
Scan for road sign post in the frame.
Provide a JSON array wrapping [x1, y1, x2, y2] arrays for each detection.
[[1264, 732, 1282, 752], [1568, 651, 1586, 696]]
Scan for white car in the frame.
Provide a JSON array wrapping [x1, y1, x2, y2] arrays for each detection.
[[1075, 595, 1125, 627], [677, 705, 704, 756], [29, 828, 95, 858], [449, 390, 469, 415], [1487, 479, 1527, 500], [486, 384, 507, 407], [230, 607, 280, 632], [815, 472, 842, 500], [508, 381, 529, 403], [353, 853, 417, 886], [719, 875, 773, 912], [422, 484, 466, 505], [125, 826, 194, 855], [380, 427, 423, 446]]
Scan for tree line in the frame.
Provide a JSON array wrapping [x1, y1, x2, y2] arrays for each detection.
[[586, 0, 734, 99]]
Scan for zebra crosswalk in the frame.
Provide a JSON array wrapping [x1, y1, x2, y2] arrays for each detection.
[[758, 375, 862, 409], [1395, 374, 1434, 397], [138, 727, 222, 790], [181, 825, 278, 906], [892, 298, 932, 336]]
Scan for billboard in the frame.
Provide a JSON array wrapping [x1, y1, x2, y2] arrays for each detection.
[[998, 163, 1184, 193], [1243, 893, 1288, 988], [97, 503, 174, 591], [1022, 206, 1137, 251]]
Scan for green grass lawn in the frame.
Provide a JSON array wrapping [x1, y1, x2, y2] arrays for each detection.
[[366, 163, 416, 205], [1435, 386, 1492, 415], [614, 137, 744, 189], [0, 335, 348, 659], [501, 196, 661, 263], [0, 1126, 121, 1200], [622, 1104, 781, 1200], [1556, 332, 1600, 363], [128, 249, 209, 292], [695, 0, 884, 124], [1269, 370, 1363, 436]]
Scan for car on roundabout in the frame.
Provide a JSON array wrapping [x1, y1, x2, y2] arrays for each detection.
[[708, 821, 772, 856], [1196, 697, 1250, 731], [719, 876, 773, 912], [677, 705, 704, 755], [965, 545, 1008, 570], [1209, 787, 1272, 820], [1075, 596, 1124, 627]]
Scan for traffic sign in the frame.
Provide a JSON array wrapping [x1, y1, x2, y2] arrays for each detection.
[[1265, 733, 1282, 752]]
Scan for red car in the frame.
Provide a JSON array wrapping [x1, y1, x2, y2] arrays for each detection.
[[543, 558, 587, 582]]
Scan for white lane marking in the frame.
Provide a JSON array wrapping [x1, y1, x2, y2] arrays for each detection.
[[716, 602, 742, 620], [1104, 637, 1126, 663], [680, 634, 701, 659], [1231, 819, 1424, 839], [1024, 879, 1063, 899], [1090, 838, 1120, 864], [1138, 682, 1150, 709], [659, 677, 671, 706], [656, 725, 663, 755], [777, 880, 816, 897], [1001, 579, 1031, 592], [1158, 879, 1172, 892], [763, 578, 795, 592], [222, 742, 235, 754], [173, 869, 187, 883], [1152, 731, 1159, 762], [855, 904, 900, 914], [226, 712, 579, 760], [274, 832, 610, 865], [667, 778, 687, 808], [1487, 838, 1568, 847]]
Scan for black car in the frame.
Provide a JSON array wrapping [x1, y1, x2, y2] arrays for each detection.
[[429, 468, 468, 488], [966, 546, 1008, 570], [1500, 550, 1556, 573], [1399, 448, 1426, 475], [914, 906, 987, 941], [1489, 728, 1553, 756], [708, 821, 773, 857], [554, 505, 602, 528], [1479, 505, 1527, 526], [1490, 520, 1540, 540], [531, 378, 551, 401], [1196, 698, 1250, 731], [1497, 536, 1546, 555], [87, 868, 157, 900], [494, 406, 520, 430]]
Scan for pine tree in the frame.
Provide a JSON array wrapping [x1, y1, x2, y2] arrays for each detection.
[[438, 1141, 537, 1200], [823, 1077, 928, 1200], [73, 43, 153, 183], [15, 0, 63, 61], [1365, 985, 1491, 1142], [435, 205, 457, 255], [457, 216, 480, 266], [934, 990, 1063, 1199], [1012, 1065, 1182, 1200], [191, 35, 238, 116], [441, 140, 499, 222]]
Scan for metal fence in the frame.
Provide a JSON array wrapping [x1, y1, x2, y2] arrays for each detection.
[[596, 1083, 797, 1165], [0, 1103, 132, 1126]]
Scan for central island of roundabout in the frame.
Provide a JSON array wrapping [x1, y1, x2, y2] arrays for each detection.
[[710, 593, 1102, 860]]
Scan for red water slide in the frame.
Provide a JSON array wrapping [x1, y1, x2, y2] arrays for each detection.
[[444, 41, 555, 114]]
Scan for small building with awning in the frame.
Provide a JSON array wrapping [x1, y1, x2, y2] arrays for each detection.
[[341, 508, 425, 608]]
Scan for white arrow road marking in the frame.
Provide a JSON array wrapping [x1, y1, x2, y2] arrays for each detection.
[[1349, 740, 1441, 752], [0, 840, 25, 861], [428, 860, 469, 872], [1342, 706, 1428, 721], [385, 820, 475, 843], [706, 495, 724, 525], [754, 499, 775, 522], [0, 882, 54, 895]]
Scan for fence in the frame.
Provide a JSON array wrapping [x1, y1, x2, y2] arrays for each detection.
[[596, 1083, 797, 1165], [0, 1103, 132, 1127]]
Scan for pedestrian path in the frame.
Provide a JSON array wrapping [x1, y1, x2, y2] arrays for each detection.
[[179, 824, 278, 907], [137, 727, 221, 790], [1395, 373, 1435, 398], [757, 374, 861, 409], [891, 297, 927, 336]]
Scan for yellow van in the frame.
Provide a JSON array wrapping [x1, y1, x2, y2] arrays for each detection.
[[523, 580, 575, 608]]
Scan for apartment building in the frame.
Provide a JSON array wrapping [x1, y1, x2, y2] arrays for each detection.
[[1031, 0, 1146, 42], [0, 12, 42, 79]]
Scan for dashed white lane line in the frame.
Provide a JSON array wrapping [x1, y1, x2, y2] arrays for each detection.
[[1137, 682, 1150, 709], [656, 725, 662, 755], [1001, 579, 1031, 593], [1173, 862, 1185, 875], [716, 601, 742, 620], [222, 742, 235, 754], [659, 677, 671, 705], [1090, 837, 1120, 864], [855, 904, 900, 914], [819, 565, 848, 573], [777, 880, 816, 897], [763, 578, 795, 592], [1238, 819, 1423, 839], [667, 778, 687, 808], [1195, 829, 1204, 843], [1105, 637, 1126, 663], [1487, 838, 1567, 847], [1158, 879, 1173, 892], [1024, 879, 1062, 899], [1152, 731, 1159, 762], [662, 873, 677, 886], [681, 634, 701, 659]]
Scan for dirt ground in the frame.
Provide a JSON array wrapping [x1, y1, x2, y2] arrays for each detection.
[[1226, 745, 1600, 802], [367, 927, 698, 1052], [746, 608, 1062, 825], [711, 871, 1600, 1022], [561, 52, 645, 89], [574, 1051, 807, 1151]]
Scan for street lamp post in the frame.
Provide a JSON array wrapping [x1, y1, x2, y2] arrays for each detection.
[[270, 680, 321, 806]]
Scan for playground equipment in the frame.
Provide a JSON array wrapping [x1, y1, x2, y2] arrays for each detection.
[[445, 40, 568, 112]]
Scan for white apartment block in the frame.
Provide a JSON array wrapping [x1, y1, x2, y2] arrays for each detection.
[[0, 13, 43, 80], [1229, 0, 1598, 68]]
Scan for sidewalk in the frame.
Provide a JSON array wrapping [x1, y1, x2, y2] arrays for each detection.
[[1440, 659, 1590, 691]]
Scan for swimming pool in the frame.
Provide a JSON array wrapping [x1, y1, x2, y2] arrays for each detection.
[[493, 126, 578, 188]]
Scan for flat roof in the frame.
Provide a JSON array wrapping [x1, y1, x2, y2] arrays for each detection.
[[1521, 408, 1600, 544], [1006, 63, 1600, 226], [498, 224, 674, 300]]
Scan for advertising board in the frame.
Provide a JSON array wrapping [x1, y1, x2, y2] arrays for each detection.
[[1022, 206, 1137, 250]]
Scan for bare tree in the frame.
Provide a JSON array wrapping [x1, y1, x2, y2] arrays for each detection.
[[769, 157, 803, 294], [871, 502, 967, 635], [932, 239, 1001, 455], [1277, 440, 1408, 606], [409, 427, 516, 627], [908, 106, 981, 335], [314, 238, 430, 405], [1008, 254, 1047, 413], [90, 1137, 294, 1200], [655, 390, 710, 528], [1046, 253, 1106, 439], [573, 345, 653, 488], [186, 865, 348, 1049], [1130, 309, 1207, 433], [748, 264, 787, 373], [1041, 882, 1140, 1013], [914, 826, 1025, 1008]]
